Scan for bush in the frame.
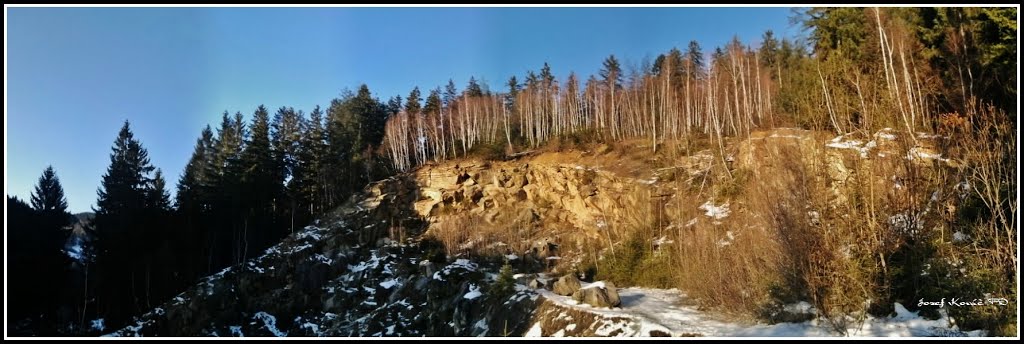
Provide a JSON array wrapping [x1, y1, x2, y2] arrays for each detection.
[[718, 168, 751, 199], [594, 233, 675, 289]]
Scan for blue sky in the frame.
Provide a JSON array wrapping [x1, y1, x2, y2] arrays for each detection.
[[6, 6, 803, 213]]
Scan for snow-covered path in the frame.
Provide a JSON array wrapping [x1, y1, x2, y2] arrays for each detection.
[[534, 282, 985, 337]]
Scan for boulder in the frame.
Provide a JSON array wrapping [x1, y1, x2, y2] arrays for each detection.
[[552, 274, 581, 296], [603, 281, 621, 307], [571, 281, 621, 308]]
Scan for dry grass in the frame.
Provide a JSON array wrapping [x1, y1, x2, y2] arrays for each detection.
[[426, 209, 537, 260]]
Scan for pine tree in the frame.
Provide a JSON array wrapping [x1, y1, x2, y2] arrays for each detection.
[[295, 105, 328, 218], [353, 85, 388, 153], [93, 120, 158, 324], [387, 95, 403, 117], [175, 125, 216, 214], [272, 107, 304, 181], [760, 30, 779, 74], [540, 62, 556, 88], [210, 111, 247, 268], [271, 106, 306, 234], [600, 55, 623, 90], [443, 79, 458, 107], [405, 87, 422, 115], [31, 165, 69, 216], [506, 76, 520, 102], [174, 125, 216, 288], [424, 88, 442, 116], [652, 54, 666, 75], [600, 55, 623, 138], [147, 169, 171, 212], [687, 40, 705, 80], [240, 105, 278, 259], [465, 77, 484, 97], [17, 168, 72, 324]]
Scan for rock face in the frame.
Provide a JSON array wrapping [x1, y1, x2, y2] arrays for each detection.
[[552, 274, 582, 296], [571, 282, 621, 308]]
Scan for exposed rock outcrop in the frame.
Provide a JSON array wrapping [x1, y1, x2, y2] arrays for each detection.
[[571, 281, 620, 308]]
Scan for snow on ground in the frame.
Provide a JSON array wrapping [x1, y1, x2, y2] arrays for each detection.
[[433, 259, 479, 281], [906, 147, 950, 162], [379, 279, 399, 289], [66, 242, 85, 262], [699, 201, 731, 220], [533, 282, 983, 337], [784, 301, 816, 315], [826, 134, 877, 158], [91, 318, 105, 332], [716, 231, 736, 248], [525, 323, 544, 337], [229, 325, 244, 337], [653, 236, 674, 247], [252, 312, 287, 337], [300, 322, 321, 336], [464, 284, 483, 300], [474, 319, 489, 333]]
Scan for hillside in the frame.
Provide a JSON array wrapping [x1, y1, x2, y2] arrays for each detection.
[[97, 128, 990, 337]]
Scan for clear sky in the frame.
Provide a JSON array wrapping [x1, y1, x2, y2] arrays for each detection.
[[6, 6, 803, 214]]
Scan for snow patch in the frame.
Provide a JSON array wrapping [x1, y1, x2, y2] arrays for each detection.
[[311, 253, 333, 265], [717, 231, 736, 247], [525, 322, 543, 337], [229, 325, 244, 337], [252, 312, 286, 337], [699, 201, 731, 220], [826, 134, 876, 158], [784, 301, 816, 315], [464, 284, 483, 300], [535, 285, 978, 337], [906, 147, 949, 162], [66, 243, 85, 261], [875, 129, 897, 141], [300, 322, 321, 336], [91, 318, 105, 332], [474, 319, 489, 333], [379, 279, 399, 289]]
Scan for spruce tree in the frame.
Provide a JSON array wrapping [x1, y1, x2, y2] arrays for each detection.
[[93, 120, 158, 324], [424, 88, 442, 116], [272, 106, 306, 234], [297, 105, 328, 217], [465, 77, 484, 97], [443, 79, 458, 107], [240, 105, 277, 259], [31, 165, 69, 216]]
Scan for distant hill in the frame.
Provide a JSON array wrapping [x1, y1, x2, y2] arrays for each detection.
[[74, 212, 95, 222]]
